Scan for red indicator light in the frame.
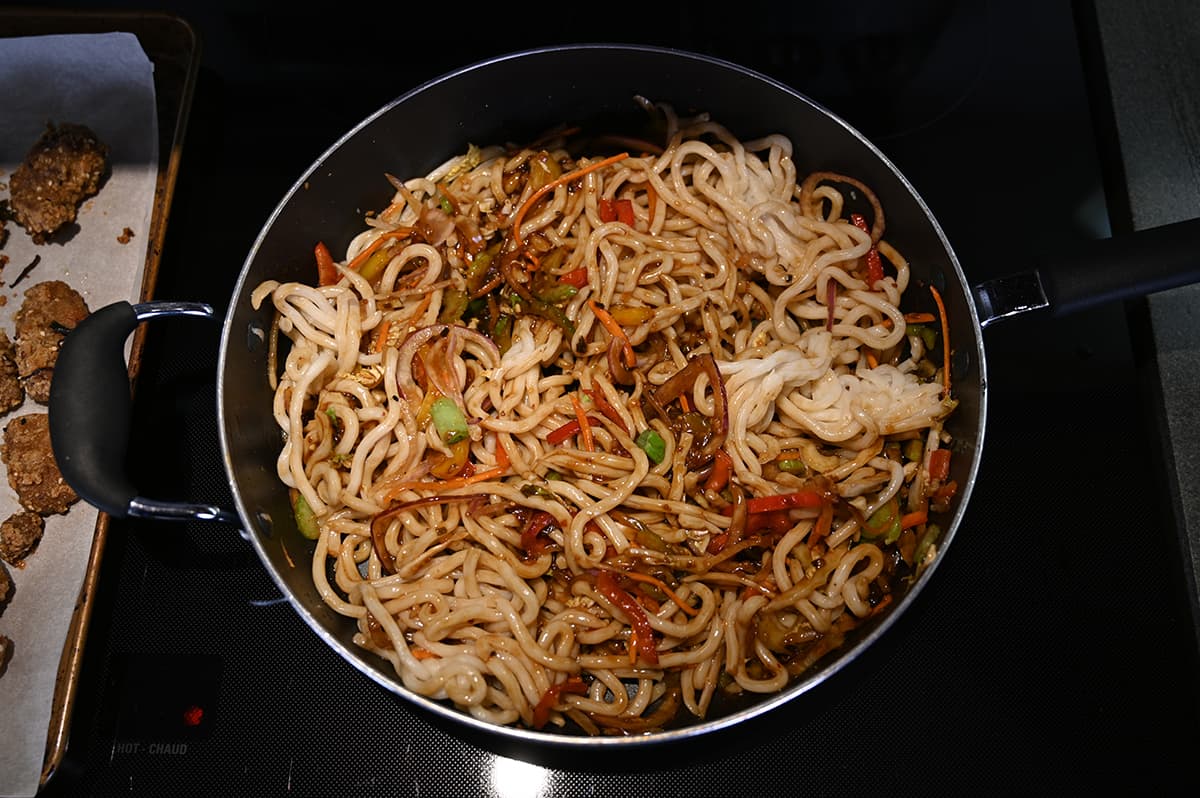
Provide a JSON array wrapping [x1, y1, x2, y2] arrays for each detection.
[[182, 704, 204, 727]]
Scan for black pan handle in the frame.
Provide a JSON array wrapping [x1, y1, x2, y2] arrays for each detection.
[[973, 216, 1200, 327], [48, 300, 241, 525]]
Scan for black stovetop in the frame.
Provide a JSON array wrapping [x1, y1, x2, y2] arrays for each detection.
[[39, 1, 1200, 795]]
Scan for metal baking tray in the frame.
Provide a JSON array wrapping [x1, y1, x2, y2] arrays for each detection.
[[0, 7, 200, 789]]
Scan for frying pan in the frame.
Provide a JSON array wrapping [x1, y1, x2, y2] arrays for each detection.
[[47, 43, 1200, 749]]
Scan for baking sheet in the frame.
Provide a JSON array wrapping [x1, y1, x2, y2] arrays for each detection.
[[0, 31, 158, 798]]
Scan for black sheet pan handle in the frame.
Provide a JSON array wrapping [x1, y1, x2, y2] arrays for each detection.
[[48, 300, 241, 525], [973, 216, 1200, 327]]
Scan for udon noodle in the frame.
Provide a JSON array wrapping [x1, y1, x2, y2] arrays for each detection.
[[251, 98, 959, 734]]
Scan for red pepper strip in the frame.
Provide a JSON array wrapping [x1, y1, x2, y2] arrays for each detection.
[[866, 250, 884, 286], [520, 510, 557, 556], [747, 508, 793, 534], [704, 449, 732, 494], [598, 198, 635, 227], [615, 198, 635, 227], [928, 448, 952, 482], [559, 266, 589, 288], [545, 416, 603, 446], [315, 241, 338, 286], [531, 676, 588, 729], [585, 388, 629, 433], [726, 490, 826, 515], [850, 213, 884, 287], [594, 569, 659, 665], [932, 480, 958, 503]]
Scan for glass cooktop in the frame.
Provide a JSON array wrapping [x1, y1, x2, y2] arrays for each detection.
[[38, 0, 1199, 795]]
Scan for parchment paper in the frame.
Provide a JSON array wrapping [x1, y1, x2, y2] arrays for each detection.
[[0, 32, 157, 798]]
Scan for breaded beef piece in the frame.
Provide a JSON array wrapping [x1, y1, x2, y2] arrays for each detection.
[[0, 634, 11, 678], [9, 122, 109, 244], [0, 511, 44, 566], [0, 329, 23, 415], [13, 280, 90, 404], [1, 412, 78, 515]]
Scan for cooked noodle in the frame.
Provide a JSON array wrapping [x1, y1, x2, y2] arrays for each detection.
[[251, 99, 959, 734]]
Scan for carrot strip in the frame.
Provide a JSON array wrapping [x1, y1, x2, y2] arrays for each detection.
[[411, 647, 439, 660], [901, 507, 928, 529], [523, 251, 541, 274], [615, 571, 699, 618], [587, 298, 636, 368], [929, 284, 951, 395], [373, 320, 392, 354], [811, 501, 834, 544], [347, 230, 409, 273], [381, 465, 507, 502], [882, 312, 937, 330], [493, 433, 511, 470], [865, 350, 878, 368], [571, 394, 595, 452], [401, 290, 434, 330], [379, 195, 409, 221], [513, 152, 630, 247], [869, 593, 894, 618]]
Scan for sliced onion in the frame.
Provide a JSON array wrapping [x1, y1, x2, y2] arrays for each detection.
[[393, 325, 450, 402], [798, 170, 885, 244], [416, 206, 456, 247], [371, 493, 483, 574], [607, 337, 635, 385], [652, 353, 728, 464], [393, 324, 502, 405]]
